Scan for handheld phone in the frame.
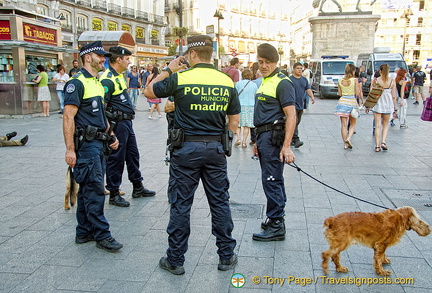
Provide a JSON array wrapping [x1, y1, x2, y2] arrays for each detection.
[[181, 59, 190, 68]]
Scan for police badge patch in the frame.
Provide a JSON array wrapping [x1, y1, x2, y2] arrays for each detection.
[[66, 84, 76, 93]]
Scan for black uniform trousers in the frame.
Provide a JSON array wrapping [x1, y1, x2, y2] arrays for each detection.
[[106, 120, 143, 191], [73, 140, 111, 241], [256, 131, 287, 219], [166, 141, 236, 266]]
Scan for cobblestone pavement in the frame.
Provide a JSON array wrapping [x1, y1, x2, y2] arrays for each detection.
[[0, 94, 431, 293]]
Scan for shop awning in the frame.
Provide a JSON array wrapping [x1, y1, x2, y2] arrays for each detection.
[[78, 31, 135, 48], [0, 40, 75, 52]]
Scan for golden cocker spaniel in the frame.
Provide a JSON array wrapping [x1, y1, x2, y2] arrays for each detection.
[[322, 206, 430, 276]]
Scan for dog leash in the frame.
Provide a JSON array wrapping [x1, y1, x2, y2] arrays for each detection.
[[287, 162, 390, 210]]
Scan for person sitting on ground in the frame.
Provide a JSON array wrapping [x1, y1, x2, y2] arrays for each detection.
[[0, 132, 29, 147]]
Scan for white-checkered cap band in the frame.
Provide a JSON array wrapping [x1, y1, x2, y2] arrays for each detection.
[[79, 46, 105, 57], [188, 41, 211, 48]]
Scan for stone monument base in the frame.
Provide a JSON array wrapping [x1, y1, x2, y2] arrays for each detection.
[[309, 13, 381, 62]]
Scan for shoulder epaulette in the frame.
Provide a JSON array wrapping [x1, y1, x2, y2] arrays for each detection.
[[107, 71, 113, 78], [177, 67, 193, 75], [72, 72, 82, 78]]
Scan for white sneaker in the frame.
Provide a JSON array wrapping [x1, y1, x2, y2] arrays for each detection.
[[159, 115, 162, 118], [148, 116, 153, 120]]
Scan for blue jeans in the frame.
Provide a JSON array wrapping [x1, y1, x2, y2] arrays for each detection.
[[56, 90, 64, 112], [129, 88, 139, 109]]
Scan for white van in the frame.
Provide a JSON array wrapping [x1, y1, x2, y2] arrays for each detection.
[[357, 47, 408, 94], [310, 56, 355, 99]]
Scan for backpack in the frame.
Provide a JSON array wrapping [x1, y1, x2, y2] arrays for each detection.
[[421, 96, 432, 121]]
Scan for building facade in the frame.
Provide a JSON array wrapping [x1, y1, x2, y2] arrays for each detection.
[[288, 0, 432, 70], [0, 0, 168, 115], [165, 0, 291, 68]]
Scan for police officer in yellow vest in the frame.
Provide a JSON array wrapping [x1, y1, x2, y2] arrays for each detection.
[[100, 46, 155, 208], [63, 41, 123, 252], [144, 35, 240, 275], [252, 43, 297, 242]]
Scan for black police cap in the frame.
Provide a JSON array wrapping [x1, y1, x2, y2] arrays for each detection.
[[79, 41, 111, 57], [184, 35, 213, 54], [109, 46, 132, 56]]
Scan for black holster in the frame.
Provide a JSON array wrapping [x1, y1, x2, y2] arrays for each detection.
[[167, 128, 184, 152], [271, 118, 286, 147], [221, 124, 233, 157]]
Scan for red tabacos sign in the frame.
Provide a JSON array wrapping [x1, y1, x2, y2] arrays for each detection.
[[23, 22, 57, 46], [0, 20, 11, 40]]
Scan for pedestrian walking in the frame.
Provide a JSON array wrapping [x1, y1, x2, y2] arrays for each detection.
[[52, 65, 69, 115], [127, 65, 141, 109], [63, 41, 123, 252], [334, 64, 360, 150], [144, 35, 240, 275], [100, 46, 155, 207], [366, 63, 397, 152], [290, 62, 315, 148], [252, 43, 297, 242]]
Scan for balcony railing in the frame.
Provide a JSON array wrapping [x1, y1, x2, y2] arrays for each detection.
[[76, 0, 91, 8], [93, 0, 107, 11], [155, 15, 164, 25], [136, 11, 149, 21], [122, 7, 134, 18], [108, 3, 121, 14]]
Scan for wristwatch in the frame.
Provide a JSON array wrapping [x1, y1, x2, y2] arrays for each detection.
[[162, 67, 173, 76]]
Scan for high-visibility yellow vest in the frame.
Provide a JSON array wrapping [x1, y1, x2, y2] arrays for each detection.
[[100, 69, 127, 96], [71, 72, 105, 101], [256, 72, 293, 100]]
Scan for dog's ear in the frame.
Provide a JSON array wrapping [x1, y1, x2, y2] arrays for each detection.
[[396, 207, 415, 230]]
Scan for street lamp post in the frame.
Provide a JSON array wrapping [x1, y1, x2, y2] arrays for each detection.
[[213, 9, 224, 69], [401, 8, 413, 57]]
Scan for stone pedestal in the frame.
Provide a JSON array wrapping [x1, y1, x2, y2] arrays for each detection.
[[309, 12, 381, 62]]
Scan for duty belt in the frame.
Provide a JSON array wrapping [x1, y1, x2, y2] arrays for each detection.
[[75, 128, 112, 141], [184, 135, 221, 142], [255, 124, 273, 136], [106, 110, 135, 121]]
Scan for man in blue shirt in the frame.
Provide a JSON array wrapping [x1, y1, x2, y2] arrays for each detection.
[[290, 62, 315, 148]]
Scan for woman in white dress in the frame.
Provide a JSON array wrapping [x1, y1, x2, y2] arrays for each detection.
[[366, 64, 397, 152]]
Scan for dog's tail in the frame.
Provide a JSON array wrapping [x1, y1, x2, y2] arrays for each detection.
[[66, 166, 77, 207]]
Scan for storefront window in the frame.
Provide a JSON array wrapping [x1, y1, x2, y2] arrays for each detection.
[[0, 52, 14, 82], [25, 54, 58, 82]]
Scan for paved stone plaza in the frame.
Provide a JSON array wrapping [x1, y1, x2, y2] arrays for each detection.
[[0, 95, 431, 293]]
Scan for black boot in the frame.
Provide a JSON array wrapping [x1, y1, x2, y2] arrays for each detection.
[[6, 131, 17, 141], [253, 217, 285, 241], [132, 182, 156, 198], [20, 135, 29, 146], [109, 190, 130, 207]]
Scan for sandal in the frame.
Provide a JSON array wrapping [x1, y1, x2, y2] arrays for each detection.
[[381, 143, 388, 151], [234, 140, 241, 147], [375, 147, 381, 152], [241, 143, 247, 148], [345, 140, 353, 149]]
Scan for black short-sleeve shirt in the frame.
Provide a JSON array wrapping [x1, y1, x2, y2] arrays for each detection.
[[63, 68, 108, 131], [153, 63, 241, 136], [101, 66, 134, 114], [254, 70, 296, 127]]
